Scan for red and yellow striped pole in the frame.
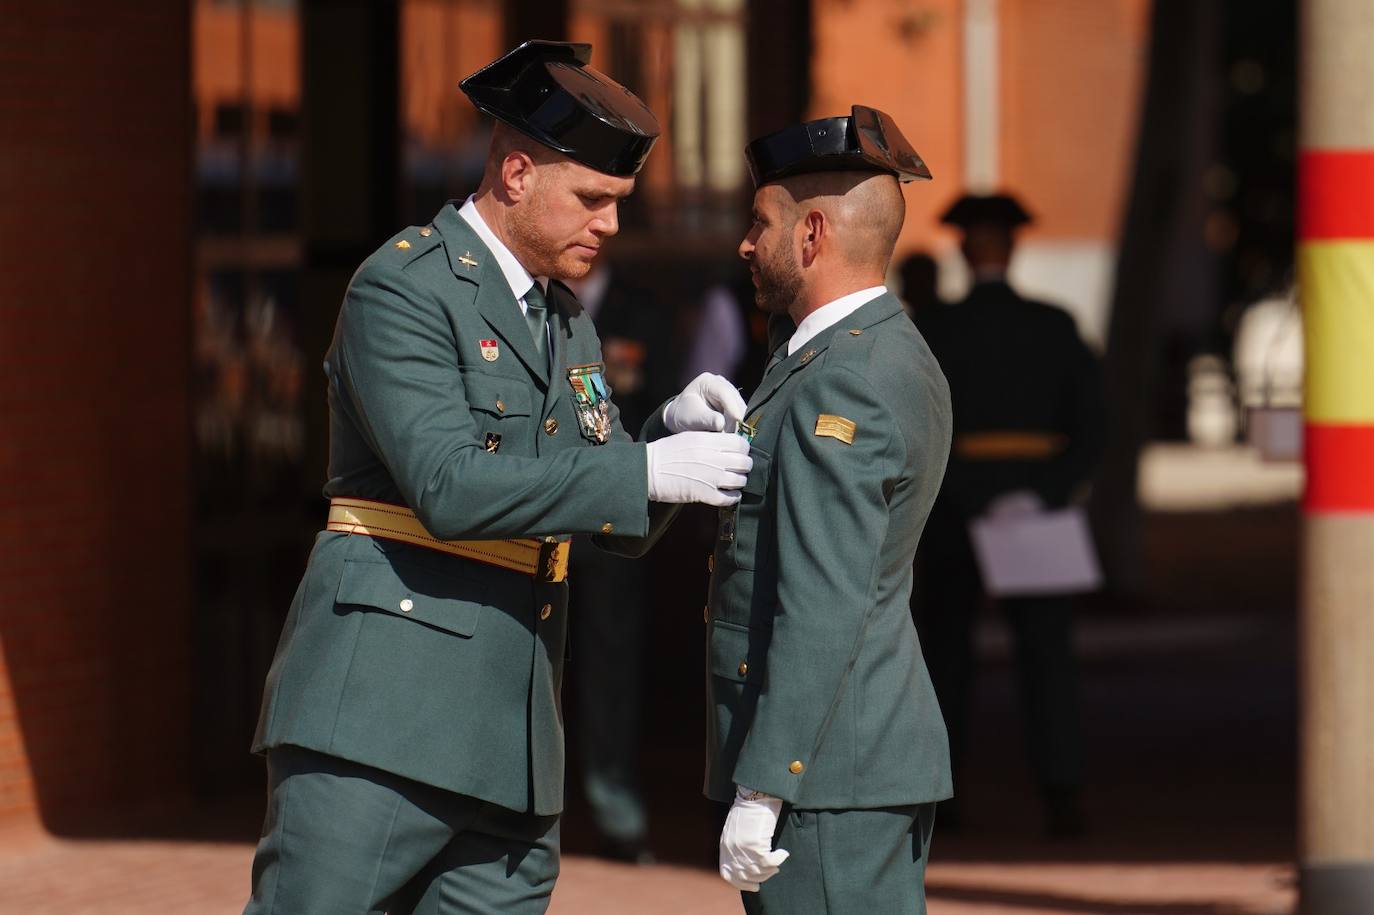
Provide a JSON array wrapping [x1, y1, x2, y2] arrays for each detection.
[[1299, 2, 1374, 910]]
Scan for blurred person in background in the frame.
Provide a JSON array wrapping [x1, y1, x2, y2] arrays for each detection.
[[682, 271, 750, 387], [707, 107, 952, 913], [912, 193, 1105, 837], [243, 41, 753, 915], [897, 250, 942, 321], [563, 256, 676, 864]]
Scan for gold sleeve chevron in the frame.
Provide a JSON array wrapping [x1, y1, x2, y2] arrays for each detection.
[[814, 414, 857, 445]]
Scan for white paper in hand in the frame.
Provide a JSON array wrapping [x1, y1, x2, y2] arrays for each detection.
[[969, 507, 1102, 597]]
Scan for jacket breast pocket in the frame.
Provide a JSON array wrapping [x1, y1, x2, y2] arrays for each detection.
[[722, 448, 771, 570], [462, 370, 534, 453], [463, 371, 534, 420], [335, 557, 486, 638]]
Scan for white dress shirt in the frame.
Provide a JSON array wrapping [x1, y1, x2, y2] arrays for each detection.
[[458, 196, 548, 310], [787, 286, 887, 356]]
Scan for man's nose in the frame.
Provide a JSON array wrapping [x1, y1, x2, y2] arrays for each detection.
[[738, 237, 754, 261], [592, 204, 620, 238]]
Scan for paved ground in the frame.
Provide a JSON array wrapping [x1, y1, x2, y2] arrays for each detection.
[[0, 503, 1303, 913], [0, 827, 1294, 914]]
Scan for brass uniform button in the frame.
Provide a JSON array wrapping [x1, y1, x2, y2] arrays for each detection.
[[496, 400, 506, 413], [703, 606, 709, 623], [395, 239, 411, 250], [539, 603, 552, 621], [419, 226, 432, 237], [849, 329, 863, 336], [737, 661, 749, 677], [708, 554, 714, 572], [601, 522, 614, 534], [544, 417, 559, 435], [399, 599, 414, 613], [788, 760, 804, 775]]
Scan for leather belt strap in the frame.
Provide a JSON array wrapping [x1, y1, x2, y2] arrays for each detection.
[[954, 431, 1067, 460], [326, 497, 570, 582]]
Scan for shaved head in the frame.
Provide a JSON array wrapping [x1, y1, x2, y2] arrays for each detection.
[[739, 168, 908, 322], [485, 121, 561, 176], [774, 170, 906, 273]]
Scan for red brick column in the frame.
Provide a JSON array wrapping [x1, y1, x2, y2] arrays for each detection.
[[0, 5, 193, 828]]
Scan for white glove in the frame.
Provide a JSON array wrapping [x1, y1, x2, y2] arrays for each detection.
[[645, 432, 752, 507], [664, 373, 748, 433], [986, 489, 1045, 518], [719, 789, 789, 892]]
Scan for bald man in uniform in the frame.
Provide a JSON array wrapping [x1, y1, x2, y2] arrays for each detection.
[[704, 107, 953, 914]]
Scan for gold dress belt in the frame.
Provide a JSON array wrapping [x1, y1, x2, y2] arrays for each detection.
[[953, 431, 1067, 460], [326, 497, 569, 582]]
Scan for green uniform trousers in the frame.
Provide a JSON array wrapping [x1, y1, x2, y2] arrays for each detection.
[[742, 803, 937, 915], [245, 747, 559, 915]]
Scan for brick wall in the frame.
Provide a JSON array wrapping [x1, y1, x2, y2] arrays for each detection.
[[0, 4, 192, 828]]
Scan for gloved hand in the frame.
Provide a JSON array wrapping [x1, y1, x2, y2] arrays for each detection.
[[664, 373, 748, 434], [719, 788, 789, 892], [986, 489, 1045, 518], [646, 432, 753, 507]]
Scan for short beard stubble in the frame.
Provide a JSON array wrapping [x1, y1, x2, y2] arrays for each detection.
[[754, 240, 804, 315], [506, 181, 593, 282]]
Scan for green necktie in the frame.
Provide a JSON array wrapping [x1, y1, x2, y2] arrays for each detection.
[[524, 280, 549, 367]]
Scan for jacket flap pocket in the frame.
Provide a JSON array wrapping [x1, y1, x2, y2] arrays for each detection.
[[709, 620, 766, 685], [462, 372, 533, 418], [336, 558, 483, 637], [742, 448, 771, 497]]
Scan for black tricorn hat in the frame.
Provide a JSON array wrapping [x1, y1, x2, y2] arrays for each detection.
[[460, 40, 661, 177], [745, 106, 932, 186], [940, 193, 1033, 230]]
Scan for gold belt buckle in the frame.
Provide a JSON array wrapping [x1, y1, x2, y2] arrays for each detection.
[[536, 539, 562, 583]]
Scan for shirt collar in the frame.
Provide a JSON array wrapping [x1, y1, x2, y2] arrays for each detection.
[[787, 286, 887, 356], [458, 196, 546, 304]]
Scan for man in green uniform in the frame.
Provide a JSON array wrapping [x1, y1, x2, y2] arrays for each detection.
[[704, 107, 953, 913], [913, 193, 1105, 835], [243, 41, 753, 915]]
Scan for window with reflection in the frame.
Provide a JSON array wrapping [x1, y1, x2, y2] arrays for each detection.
[[399, 0, 749, 243], [192, 0, 306, 513], [191, 0, 309, 791]]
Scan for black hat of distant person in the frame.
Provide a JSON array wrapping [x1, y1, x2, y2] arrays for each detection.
[[940, 193, 1033, 230], [745, 106, 933, 186], [460, 40, 661, 177]]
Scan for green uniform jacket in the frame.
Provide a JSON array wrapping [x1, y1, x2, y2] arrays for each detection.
[[253, 201, 672, 817], [704, 292, 954, 808]]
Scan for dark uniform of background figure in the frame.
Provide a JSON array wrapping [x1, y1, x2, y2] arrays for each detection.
[[897, 250, 942, 322], [565, 259, 676, 863], [912, 193, 1106, 837]]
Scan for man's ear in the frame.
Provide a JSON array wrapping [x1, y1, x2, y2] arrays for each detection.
[[501, 151, 537, 202], [800, 209, 826, 267]]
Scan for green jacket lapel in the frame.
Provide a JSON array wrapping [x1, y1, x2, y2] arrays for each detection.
[[746, 292, 904, 413], [432, 203, 550, 387]]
